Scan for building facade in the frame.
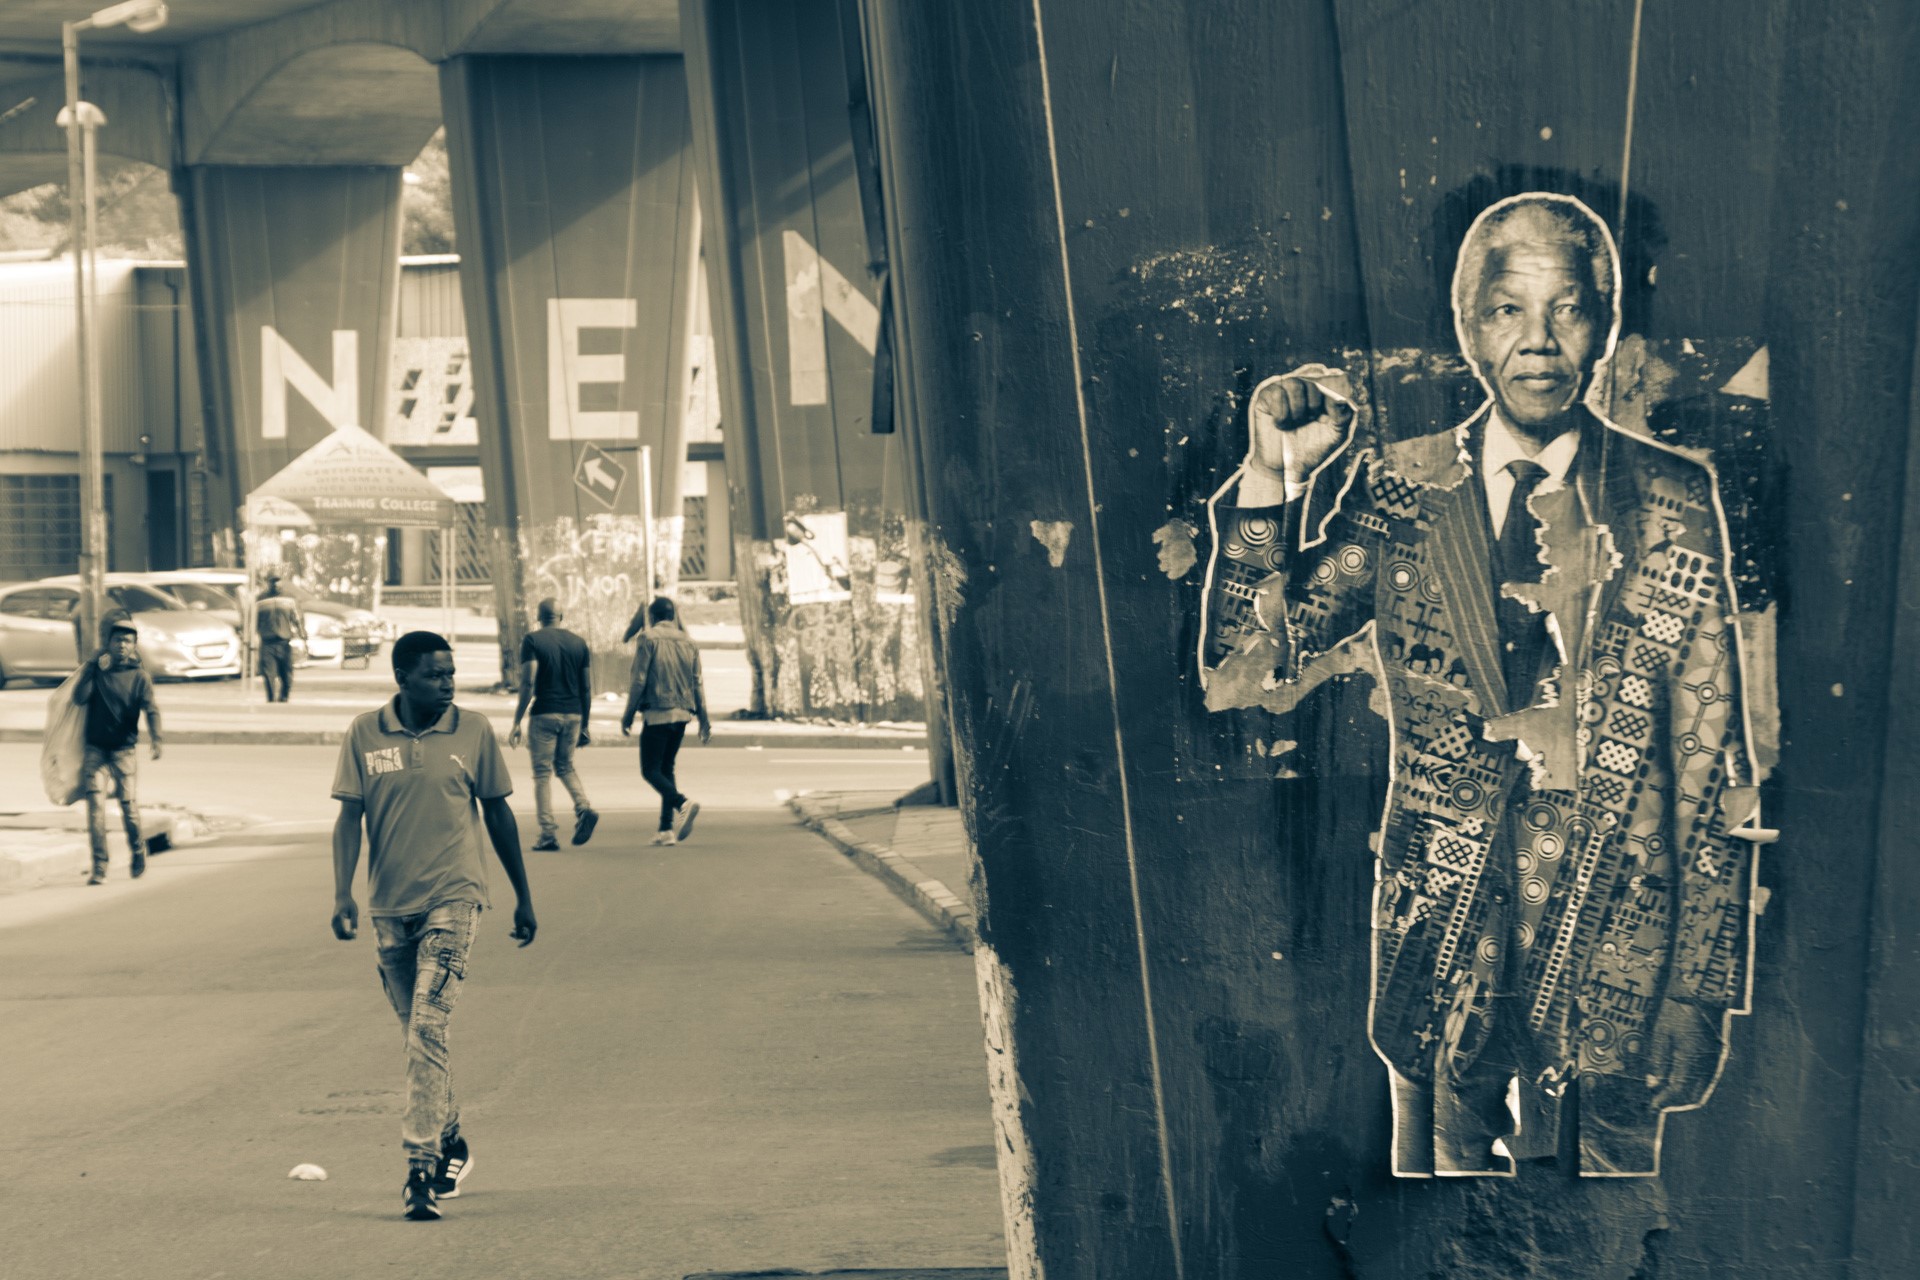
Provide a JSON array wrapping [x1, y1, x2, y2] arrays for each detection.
[[0, 253, 728, 591]]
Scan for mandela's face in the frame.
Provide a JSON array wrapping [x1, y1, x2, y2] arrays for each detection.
[[1464, 241, 1601, 432]]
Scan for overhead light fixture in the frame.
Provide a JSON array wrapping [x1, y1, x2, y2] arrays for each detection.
[[87, 1, 168, 34]]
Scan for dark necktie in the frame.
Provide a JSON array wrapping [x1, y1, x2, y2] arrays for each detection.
[[1496, 459, 1549, 700]]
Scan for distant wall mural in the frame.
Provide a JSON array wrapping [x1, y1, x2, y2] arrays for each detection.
[[1200, 194, 1775, 1177]]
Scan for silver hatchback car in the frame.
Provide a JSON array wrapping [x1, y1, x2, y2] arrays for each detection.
[[0, 578, 243, 686]]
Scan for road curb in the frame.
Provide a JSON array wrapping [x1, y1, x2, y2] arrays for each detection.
[[0, 726, 928, 751], [0, 806, 208, 893], [788, 794, 976, 953]]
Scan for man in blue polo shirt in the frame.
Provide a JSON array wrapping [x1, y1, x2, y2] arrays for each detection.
[[330, 630, 538, 1221]]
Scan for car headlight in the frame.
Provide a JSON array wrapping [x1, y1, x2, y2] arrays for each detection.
[[312, 617, 342, 638]]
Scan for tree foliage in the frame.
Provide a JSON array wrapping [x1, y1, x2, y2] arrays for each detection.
[[0, 128, 456, 261], [0, 158, 183, 259], [403, 129, 455, 256]]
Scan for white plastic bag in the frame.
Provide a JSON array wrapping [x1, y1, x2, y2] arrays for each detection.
[[41, 666, 89, 807]]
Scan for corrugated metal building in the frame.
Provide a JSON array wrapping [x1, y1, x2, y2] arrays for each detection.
[[0, 257, 208, 580]]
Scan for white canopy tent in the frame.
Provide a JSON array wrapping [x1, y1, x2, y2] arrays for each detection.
[[241, 425, 461, 690]]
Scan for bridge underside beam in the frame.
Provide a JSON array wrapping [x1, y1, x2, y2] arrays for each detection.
[[179, 163, 403, 597], [441, 53, 699, 690], [0, 64, 173, 199], [682, 0, 923, 723]]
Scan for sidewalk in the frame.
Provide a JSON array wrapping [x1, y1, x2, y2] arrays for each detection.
[[0, 630, 926, 751], [0, 804, 244, 893], [789, 790, 976, 951], [377, 604, 746, 649]]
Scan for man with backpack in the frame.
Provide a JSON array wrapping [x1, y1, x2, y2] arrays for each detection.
[[72, 615, 162, 885]]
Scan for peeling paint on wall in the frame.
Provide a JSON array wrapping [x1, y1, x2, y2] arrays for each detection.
[[1152, 519, 1199, 579], [1029, 520, 1073, 568], [930, 535, 968, 638], [974, 943, 1046, 1280], [1732, 604, 1781, 781]]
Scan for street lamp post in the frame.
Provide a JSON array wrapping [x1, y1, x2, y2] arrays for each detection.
[[59, 0, 167, 655]]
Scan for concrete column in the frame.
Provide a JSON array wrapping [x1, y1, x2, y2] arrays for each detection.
[[869, 0, 1920, 1276], [179, 164, 402, 600], [440, 54, 700, 690], [682, 0, 923, 723]]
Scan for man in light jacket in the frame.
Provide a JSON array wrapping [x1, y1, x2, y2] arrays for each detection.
[[621, 597, 710, 846]]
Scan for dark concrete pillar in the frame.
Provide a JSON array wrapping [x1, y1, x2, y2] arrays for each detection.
[[682, 0, 923, 723], [440, 54, 699, 688], [869, 0, 1920, 1277], [179, 164, 402, 597]]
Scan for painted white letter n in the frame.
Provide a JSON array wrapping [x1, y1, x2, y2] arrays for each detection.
[[261, 326, 358, 439]]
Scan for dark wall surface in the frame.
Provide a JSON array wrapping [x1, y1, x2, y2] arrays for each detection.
[[868, 0, 1919, 1276]]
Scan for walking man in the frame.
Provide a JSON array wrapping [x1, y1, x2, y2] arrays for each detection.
[[255, 573, 305, 703], [506, 598, 597, 851], [73, 616, 161, 885], [621, 597, 710, 846], [330, 630, 539, 1221]]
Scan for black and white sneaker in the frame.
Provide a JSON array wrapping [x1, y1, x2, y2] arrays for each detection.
[[432, 1129, 472, 1199], [674, 800, 700, 842], [571, 808, 599, 846], [403, 1168, 441, 1220]]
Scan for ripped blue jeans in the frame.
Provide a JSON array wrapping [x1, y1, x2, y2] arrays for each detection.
[[375, 902, 479, 1170]]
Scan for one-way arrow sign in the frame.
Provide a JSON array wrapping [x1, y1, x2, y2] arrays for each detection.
[[573, 443, 626, 509]]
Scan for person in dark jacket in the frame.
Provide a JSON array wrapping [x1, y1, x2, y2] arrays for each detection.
[[620, 597, 710, 846], [73, 616, 162, 884]]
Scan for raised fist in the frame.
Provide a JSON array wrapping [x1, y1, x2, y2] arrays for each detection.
[[1248, 367, 1356, 483]]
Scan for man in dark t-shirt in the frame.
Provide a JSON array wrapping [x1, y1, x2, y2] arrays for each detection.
[[72, 618, 162, 884], [255, 574, 306, 703], [507, 598, 597, 851]]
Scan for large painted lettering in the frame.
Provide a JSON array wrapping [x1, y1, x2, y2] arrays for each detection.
[[261, 326, 357, 438], [783, 229, 878, 406], [547, 297, 640, 439]]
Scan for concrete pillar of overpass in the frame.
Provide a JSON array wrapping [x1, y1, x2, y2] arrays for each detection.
[[868, 1, 1920, 1277], [178, 165, 402, 599], [681, 0, 924, 724], [440, 55, 699, 692]]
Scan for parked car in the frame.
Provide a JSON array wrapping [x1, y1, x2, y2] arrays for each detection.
[[138, 570, 320, 665], [139, 570, 389, 667], [0, 577, 242, 685]]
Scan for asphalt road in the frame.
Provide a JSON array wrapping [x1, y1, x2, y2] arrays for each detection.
[[0, 746, 1002, 1280]]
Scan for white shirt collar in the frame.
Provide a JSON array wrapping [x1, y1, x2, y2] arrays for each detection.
[[1482, 409, 1581, 490], [1480, 410, 1583, 537]]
